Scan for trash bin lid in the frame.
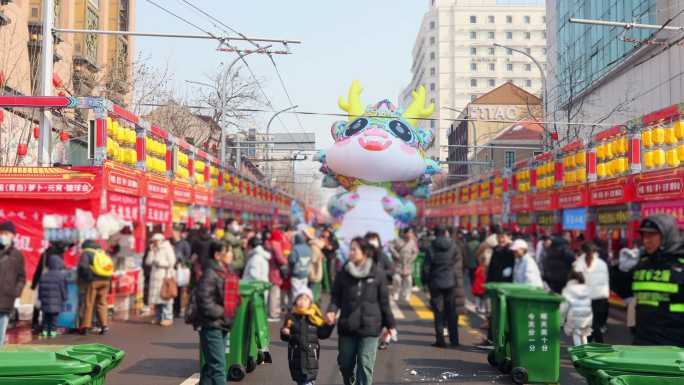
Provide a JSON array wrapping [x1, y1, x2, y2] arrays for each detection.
[[610, 374, 684, 385], [0, 351, 99, 376], [569, 344, 684, 376], [504, 289, 563, 303], [0, 375, 93, 385], [484, 282, 545, 294]]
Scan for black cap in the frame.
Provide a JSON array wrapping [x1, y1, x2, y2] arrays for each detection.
[[639, 218, 661, 234], [0, 220, 16, 234]]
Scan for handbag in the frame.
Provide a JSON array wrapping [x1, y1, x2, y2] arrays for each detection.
[[160, 269, 178, 300], [176, 265, 191, 287]]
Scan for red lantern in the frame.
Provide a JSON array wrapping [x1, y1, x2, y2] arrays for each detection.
[[33, 126, 40, 139], [16, 143, 27, 156], [58, 91, 66, 97], [59, 131, 69, 142], [52, 72, 63, 88]]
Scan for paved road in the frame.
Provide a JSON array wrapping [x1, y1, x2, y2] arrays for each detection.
[[29, 293, 632, 385]]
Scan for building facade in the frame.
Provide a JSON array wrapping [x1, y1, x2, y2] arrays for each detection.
[[547, 0, 683, 143], [401, 0, 546, 161], [0, 0, 135, 166], [446, 81, 542, 183]]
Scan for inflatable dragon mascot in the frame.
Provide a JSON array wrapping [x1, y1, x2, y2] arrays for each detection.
[[315, 81, 440, 245]]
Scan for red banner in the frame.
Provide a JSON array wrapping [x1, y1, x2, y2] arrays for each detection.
[[107, 191, 141, 222], [144, 174, 170, 200], [193, 185, 211, 206], [171, 181, 193, 204], [588, 178, 632, 206], [146, 198, 171, 224], [105, 163, 142, 196], [0, 167, 99, 200], [510, 194, 530, 213], [531, 191, 556, 211], [558, 184, 588, 208], [632, 169, 684, 202]]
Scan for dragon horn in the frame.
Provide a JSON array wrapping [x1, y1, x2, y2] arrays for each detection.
[[402, 85, 435, 126], [338, 80, 364, 122]]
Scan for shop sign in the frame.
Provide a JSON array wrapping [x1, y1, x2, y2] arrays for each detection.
[[106, 167, 141, 195], [537, 212, 555, 227], [596, 207, 629, 226], [146, 199, 171, 224], [0, 181, 93, 195], [107, 192, 140, 221], [193, 187, 210, 207], [558, 185, 588, 208], [516, 213, 532, 226], [532, 192, 554, 211], [145, 176, 169, 200], [562, 208, 587, 230], [589, 181, 627, 206], [635, 178, 684, 200], [511, 195, 529, 212], [641, 200, 684, 228], [172, 182, 193, 204]]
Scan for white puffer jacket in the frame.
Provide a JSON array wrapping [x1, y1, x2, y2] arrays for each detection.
[[560, 280, 593, 336], [573, 253, 610, 300]]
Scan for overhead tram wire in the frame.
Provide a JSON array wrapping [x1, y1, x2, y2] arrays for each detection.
[[178, 0, 304, 149]]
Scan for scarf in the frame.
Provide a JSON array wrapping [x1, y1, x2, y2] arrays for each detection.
[[217, 268, 240, 318], [346, 258, 373, 279], [292, 303, 326, 327]]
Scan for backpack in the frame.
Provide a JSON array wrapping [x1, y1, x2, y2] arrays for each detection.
[[291, 247, 312, 279], [84, 248, 114, 278]]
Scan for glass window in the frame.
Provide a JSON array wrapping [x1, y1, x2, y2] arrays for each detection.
[[505, 151, 516, 168], [525, 64, 532, 71], [470, 47, 477, 55], [506, 15, 513, 23], [489, 47, 495, 55], [542, 48, 547, 55], [525, 32, 531, 39], [430, 67, 436, 76], [488, 31, 495, 39], [430, 21, 435, 29], [542, 31, 547, 39], [507, 63, 513, 71], [471, 78, 478, 87], [488, 15, 495, 23], [525, 47, 531, 54], [489, 63, 495, 71], [507, 48, 513, 55], [470, 15, 477, 23], [430, 36, 436, 45], [430, 83, 436, 91], [430, 52, 435, 60], [525, 79, 532, 87], [470, 63, 478, 71], [488, 79, 496, 87], [470, 31, 477, 39], [430, 120, 436, 128], [471, 94, 478, 102], [506, 31, 513, 39], [524, 15, 531, 24]]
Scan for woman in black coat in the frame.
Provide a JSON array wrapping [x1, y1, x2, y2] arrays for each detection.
[[38, 254, 68, 337], [326, 237, 396, 385]]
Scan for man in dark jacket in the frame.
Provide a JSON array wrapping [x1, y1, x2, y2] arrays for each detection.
[[196, 241, 239, 384], [0, 221, 26, 346], [77, 240, 111, 334], [486, 230, 515, 284], [38, 254, 68, 337], [542, 236, 575, 293], [628, 214, 684, 347], [423, 226, 462, 347], [321, 228, 340, 287]]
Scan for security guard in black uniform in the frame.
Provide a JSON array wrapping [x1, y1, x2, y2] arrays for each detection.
[[631, 214, 684, 346]]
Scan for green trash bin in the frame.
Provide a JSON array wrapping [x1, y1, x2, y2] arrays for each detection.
[[0, 375, 94, 385], [505, 288, 562, 384], [0, 343, 124, 385], [484, 283, 545, 374], [413, 252, 425, 289], [610, 374, 684, 385], [248, 281, 273, 365], [569, 343, 684, 385]]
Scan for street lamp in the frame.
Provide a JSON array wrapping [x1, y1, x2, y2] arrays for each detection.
[[266, 105, 299, 185], [492, 43, 549, 146]]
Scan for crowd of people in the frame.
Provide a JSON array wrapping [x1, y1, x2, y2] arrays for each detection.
[[1, 212, 684, 385]]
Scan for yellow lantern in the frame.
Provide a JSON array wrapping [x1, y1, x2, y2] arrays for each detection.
[[604, 140, 614, 159], [654, 148, 666, 167], [653, 127, 665, 145], [597, 163, 606, 178], [644, 151, 654, 169], [576, 151, 586, 166], [596, 143, 605, 159], [677, 144, 684, 161], [675, 121, 684, 140], [665, 126, 677, 145], [577, 168, 587, 182], [666, 148, 679, 167], [642, 129, 653, 148], [618, 136, 628, 155]]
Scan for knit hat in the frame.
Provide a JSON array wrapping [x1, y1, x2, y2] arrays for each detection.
[[510, 239, 528, 252], [151, 233, 165, 242], [0, 221, 16, 234], [292, 286, 314, 303]]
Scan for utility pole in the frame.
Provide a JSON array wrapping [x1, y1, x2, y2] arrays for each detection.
[[265, 105, 298, 184], [38, 0, 54, 166]]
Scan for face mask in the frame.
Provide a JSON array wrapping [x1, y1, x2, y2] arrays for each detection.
[[369, 239, 379, 248], [0, 235, 12, 248]]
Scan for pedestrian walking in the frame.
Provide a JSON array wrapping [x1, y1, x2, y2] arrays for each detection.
[[281, 286, 334, 385], [31, 241, 67, 333], [574, 242, 609, 343], [0, 221, 26, 346], [38, 254, 68, 337], [289, 232, 312, 297], [172, 227, 192, 318], [194, 241, 240, 385], [542, 236, 576, 293], [306, 229, 325, 304], [628, 215, 684, 346], [486, 230, 515, 284], [465, 230, 480, 283], [77, 240, 112, 334], [267, 228, 288, 321], [365, 232, 394, 285], [243, 236, 271, 283], [326, 237, 396, 385], [146, 233, 177, 327], [511, 239, 543, 288], [389, 228, 419, 302], [423, 226, 462, 348], [471, 261, 487, 314], [224, 218, 245, 275], [560, 270, 593, 346], [320, 229, 340, 290]]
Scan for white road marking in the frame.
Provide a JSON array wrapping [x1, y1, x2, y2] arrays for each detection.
[[179, 373, 200, 385], [390, 299, 405, 319]]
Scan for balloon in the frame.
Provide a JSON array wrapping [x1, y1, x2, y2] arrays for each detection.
[[317, 81, 441, 244]]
